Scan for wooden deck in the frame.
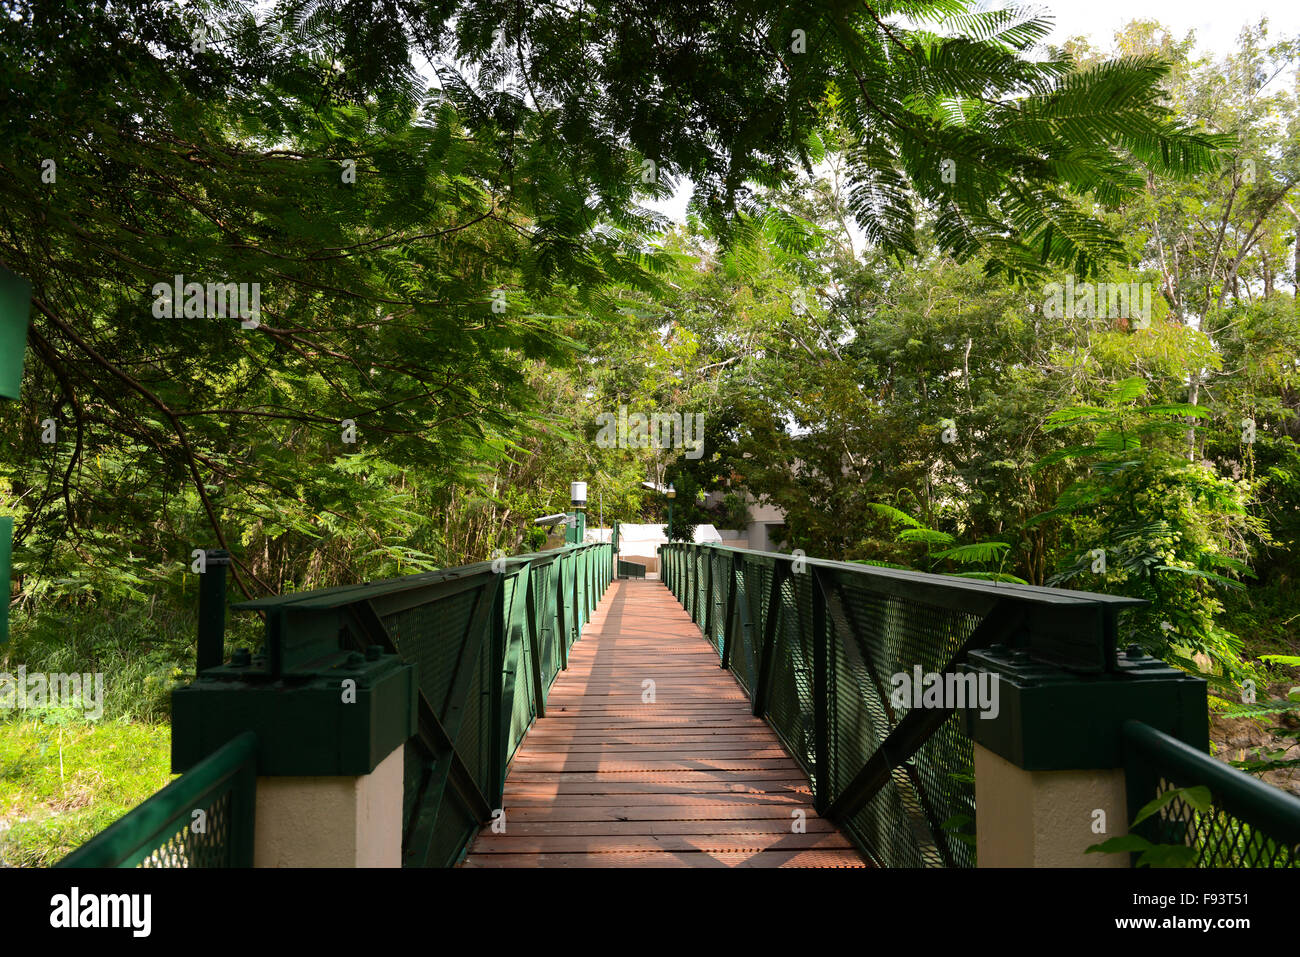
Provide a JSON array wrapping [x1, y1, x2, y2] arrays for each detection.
[[462, 579, 865, 868]]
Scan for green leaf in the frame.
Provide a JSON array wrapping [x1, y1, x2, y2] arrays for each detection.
[[932, 541, 1011, 563], [1086, 834, 1154, 854], [898, 528, 955, 547], [866, 503, 924, 529], [1131, 786, 1212, 827], [1154, 566, 1245, 589], [1107, 377, 1148, 402], [1260, 655, 1300, 668], [1136, 844, 1198, 868], [1143, 403, 1212, 419], [948, 570, 1030, 584]]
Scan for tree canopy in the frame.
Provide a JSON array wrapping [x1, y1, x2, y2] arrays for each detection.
[[1, 5, 1297, 695]]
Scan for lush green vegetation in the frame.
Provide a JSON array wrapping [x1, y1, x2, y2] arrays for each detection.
[[0, 714, 172, 866], [1, 2, 1298, 863]]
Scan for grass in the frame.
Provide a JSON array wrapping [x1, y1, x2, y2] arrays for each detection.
[[0, 711, 173, 866], [0, 595, 260, 867]]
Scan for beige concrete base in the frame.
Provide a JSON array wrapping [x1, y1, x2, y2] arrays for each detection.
[[975, 743, 1128, 867], [253, 744, 403, 867]]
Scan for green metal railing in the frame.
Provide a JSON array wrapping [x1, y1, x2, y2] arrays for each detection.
[[233, 541, 613, 867], [1124, 720, 1300, 867], [61, 542, 611, 869], [660, 542, 1145, 868], [58, 732, 257, 868], [396, 541, 612, 866]]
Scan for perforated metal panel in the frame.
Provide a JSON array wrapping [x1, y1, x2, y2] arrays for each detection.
[[1125, 722, 1300, 868], [383, 545, 612, 866], [663, 544, 994, 869]]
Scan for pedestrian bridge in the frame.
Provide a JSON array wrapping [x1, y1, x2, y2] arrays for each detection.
[[59, 543, 1300, 869]]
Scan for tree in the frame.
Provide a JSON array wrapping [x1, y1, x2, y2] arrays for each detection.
[[1031, 377, 1263, 678]]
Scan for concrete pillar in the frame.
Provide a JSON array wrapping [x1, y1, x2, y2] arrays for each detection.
[[252, 744, 403, 867], [975, 743, 1128, 867]]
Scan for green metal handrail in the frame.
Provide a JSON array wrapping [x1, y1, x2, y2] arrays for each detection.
[[234, 541, 613, 866], [660, 541, 1145, 868], [63, 542, 613, 869], [1123, 720, 1300, 867], [58, 731, 257, 868]]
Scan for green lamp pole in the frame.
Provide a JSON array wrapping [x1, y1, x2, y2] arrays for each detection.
[[565, 480, 587, 545], [666, 482, 676, 542]]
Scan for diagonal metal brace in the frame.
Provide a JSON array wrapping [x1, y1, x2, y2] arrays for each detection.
[[823, 601, 1027, 822]]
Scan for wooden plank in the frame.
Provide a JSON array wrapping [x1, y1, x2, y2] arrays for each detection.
[[463, 850, 867, 868], [503, 769, 811, 782], [461, 580, 867, 869], [468, 833, 855, 854], [500, 791, 813, 807], [520, 742, 783, 750], [502, 804, 825, 821], [504, 775, 812, 789], [508, 758, 807, 771], [479, 819, 842, 836]]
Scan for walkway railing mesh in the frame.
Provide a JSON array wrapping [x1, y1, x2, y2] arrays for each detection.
[[661, 542, 1141, 868], [1124, 720, 1300, 867]]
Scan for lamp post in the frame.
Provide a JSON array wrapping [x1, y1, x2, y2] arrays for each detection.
[[666, 482, 676, 542], [567, 480, 588, 545]]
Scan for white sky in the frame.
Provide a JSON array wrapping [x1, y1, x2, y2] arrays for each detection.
[[646, 0, 1300, 223]]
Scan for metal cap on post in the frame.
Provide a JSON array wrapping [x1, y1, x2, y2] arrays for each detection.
[[197, 548, 231, 674]]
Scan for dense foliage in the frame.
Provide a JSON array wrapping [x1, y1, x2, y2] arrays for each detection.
[[1, 4, 1297, 748]]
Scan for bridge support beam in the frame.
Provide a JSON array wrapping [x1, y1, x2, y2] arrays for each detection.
[[253, 743, 404, 867]]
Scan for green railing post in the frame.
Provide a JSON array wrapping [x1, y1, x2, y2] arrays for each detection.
[[752, 559, 788, 718], [702, 547, 714, 642], [720, 552, 739, 670], [524, 564, 546, 718], [488, 568, 508, 807], [556, 555, 570, 668], [962, 641, 1207, 867]]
